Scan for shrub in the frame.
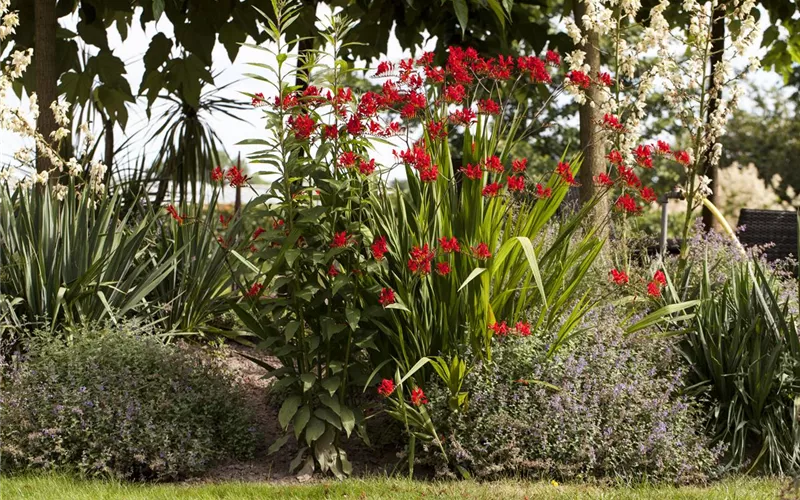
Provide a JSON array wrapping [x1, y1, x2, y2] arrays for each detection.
[[424, 311, 722, 484], [0, 323, 256, 480]]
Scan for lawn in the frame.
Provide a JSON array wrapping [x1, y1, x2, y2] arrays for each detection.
[[0, 475, 788, 500]]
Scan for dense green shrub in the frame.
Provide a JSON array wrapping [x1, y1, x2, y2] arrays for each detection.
[[0, 324, 256, 480], [424, 312, 722, 484]]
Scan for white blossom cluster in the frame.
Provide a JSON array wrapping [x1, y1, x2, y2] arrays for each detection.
[[0, 1, 104, 199]]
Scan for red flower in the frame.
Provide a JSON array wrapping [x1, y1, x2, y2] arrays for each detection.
[[436, 262, 452, 276], [338, 151, 360, 168], [449, 107, 476, 125], [545, 50, 561, 66], [408, 244, 435, 274], [656, 140, 671, 155], [253, 227, 265, 240], [484, 156, 504, 174], [288, 114, 316, 140], [379, 287, 396, 307], [615, 194, 640, 213], [618, 165, 641, 188], [472, 242, 492, 260], [512, 158, 528, 172], [567, 70, 591, 89], [610, 269, 629, 285], [211, 166, 224, 182], [358, 158, 377, 175], [515, 321, 532, 336], [444, 84, 466, 103], [557, 162, 579, 186], [166, 205, 184, 225], [226, 165, 249, 188], [673, 150, 691, 166], [246, 282, 263, 297], [602, 114, 624, 131], [272, 219, 285, 230], [634, 144, 653, 168], [606, 150, 624, 165], [482, 182, 503, 197], [323, 124, 339, 140], [410, 387, 428, 406], [419, 165, 439, 182], [507, 175, 525, 192], [594, 172, 614, 187], [489, 321, 510, 336], [346, 114, 364, 136], [478, 98, 501, 115], [375, 61, 394, 76], [377, 378, 395, 397], [647, 281, 662, 297], [427, 120, 447, 140], [653, 269, 667, 286], [640, 186, 657, 203], [535, 183, 552, 199], [371, 236, 388, 260], [597, 71, 614, 86], [460, 163, 483, 180], [327, 264, 339, 277], [273, 93, 298, 109], [220, 214, 229, 228], [438, 236, 461, 254], [331, 231, 349, 248], [251, 92, 266, 107]]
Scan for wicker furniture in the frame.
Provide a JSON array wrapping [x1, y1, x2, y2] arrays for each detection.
[[736, 208, 798, 262]]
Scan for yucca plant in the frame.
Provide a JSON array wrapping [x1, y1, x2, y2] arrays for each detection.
[[0, 181, 177, 335]]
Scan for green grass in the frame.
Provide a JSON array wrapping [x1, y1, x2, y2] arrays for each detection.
[[0, 474, 788, 499]]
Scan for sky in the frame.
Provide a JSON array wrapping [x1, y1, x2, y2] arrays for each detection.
[[0, 3, 789, 201]]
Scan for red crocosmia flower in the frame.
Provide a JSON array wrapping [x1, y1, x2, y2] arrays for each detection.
[[211, 166, 224, 182], [512, 158, 528, 172], [327, 264, 339, 277], [246, 282, 263, 297], [219, 214, 229, 229], [647, 281, 662, 297], [472, 242, 492, 260], [408, 244, 435, 274], [272, 219, 285, 230], [634, 145, 653, 168], [656, 140, 672, 154], [653, 270, 667, 286], [166, 205, 184, 225], [346, 115, 364, 136], [478, 98, 501, 115], [674, 150, 691, 166], [597, 72, 614, 86], [377, 378, 395, 397], [410, 387, 428, 406], [371, 235, 388, 260], [615, 194, 640, 213], [515, 321, 532, 337], [610, 269, 629, 285], [449, 107, 477, 125], [640, 186, 657, 203], [331, 231, 349, 248], [375, 61, 394, 76], [249, 244, 258, 253], [217, 236, 228, 248], [427, 120, 447, 140], [606, 150, 624, 165], [288, 114, 316, 140], [482, 182, 503, 197], [484, 156, 504, 174], [359, 158, 377, 175], [507, 176, 525, 192], [436, 262, 452, 276], [567, 70, 591, 89], [251, 92, 266, 107], [602, 114, 624, 131], [416, 52, 434, 66], [226, 165, 249, 188], [618, 165, 641, 188], [444, 84, 466, 103], [357, 91, 381, 117], [338, 151, 359, 168], [545, 50, 561, 66], [419, 165, 439, 182], [323, 124, 339, 140], [438, 236, 461, 254], [253, 227, 265, 240], [594, 172, 614, 187], [379, 287, 396, 307], [489, 321, 510, 336], [535, 183, 552, 199], [556, 162, 579, 186]]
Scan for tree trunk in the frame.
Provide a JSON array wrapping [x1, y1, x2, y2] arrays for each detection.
[[34, 0, 58, 173], [701, 3, 725, 230], [104, 117, 114, 183], [572, 1, 608, 226]]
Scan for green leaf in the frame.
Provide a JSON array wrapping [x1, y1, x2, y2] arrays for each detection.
[[314, 407, 342, 430], [152, 0, 165, 20], [318, 392, 341, 414], [453, 0, 469, 36], [230, 249, 260, 274], [278, 395, 302, 430], [321, 376, 340, 396], [300, 373, 316, 392], [267, 434, 290, 455], [625, 300, 701, 334], [458, 267, 486, 292], [340, 407, 355, 438], [345, 307, 360, 331], [399, 357, 431, 385], [305, 416, 325, 445], [293, 405, 311, 439], [285, 320, 301, 341]]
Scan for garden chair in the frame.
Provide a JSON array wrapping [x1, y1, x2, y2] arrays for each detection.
[[736, 208, 798, 262]]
